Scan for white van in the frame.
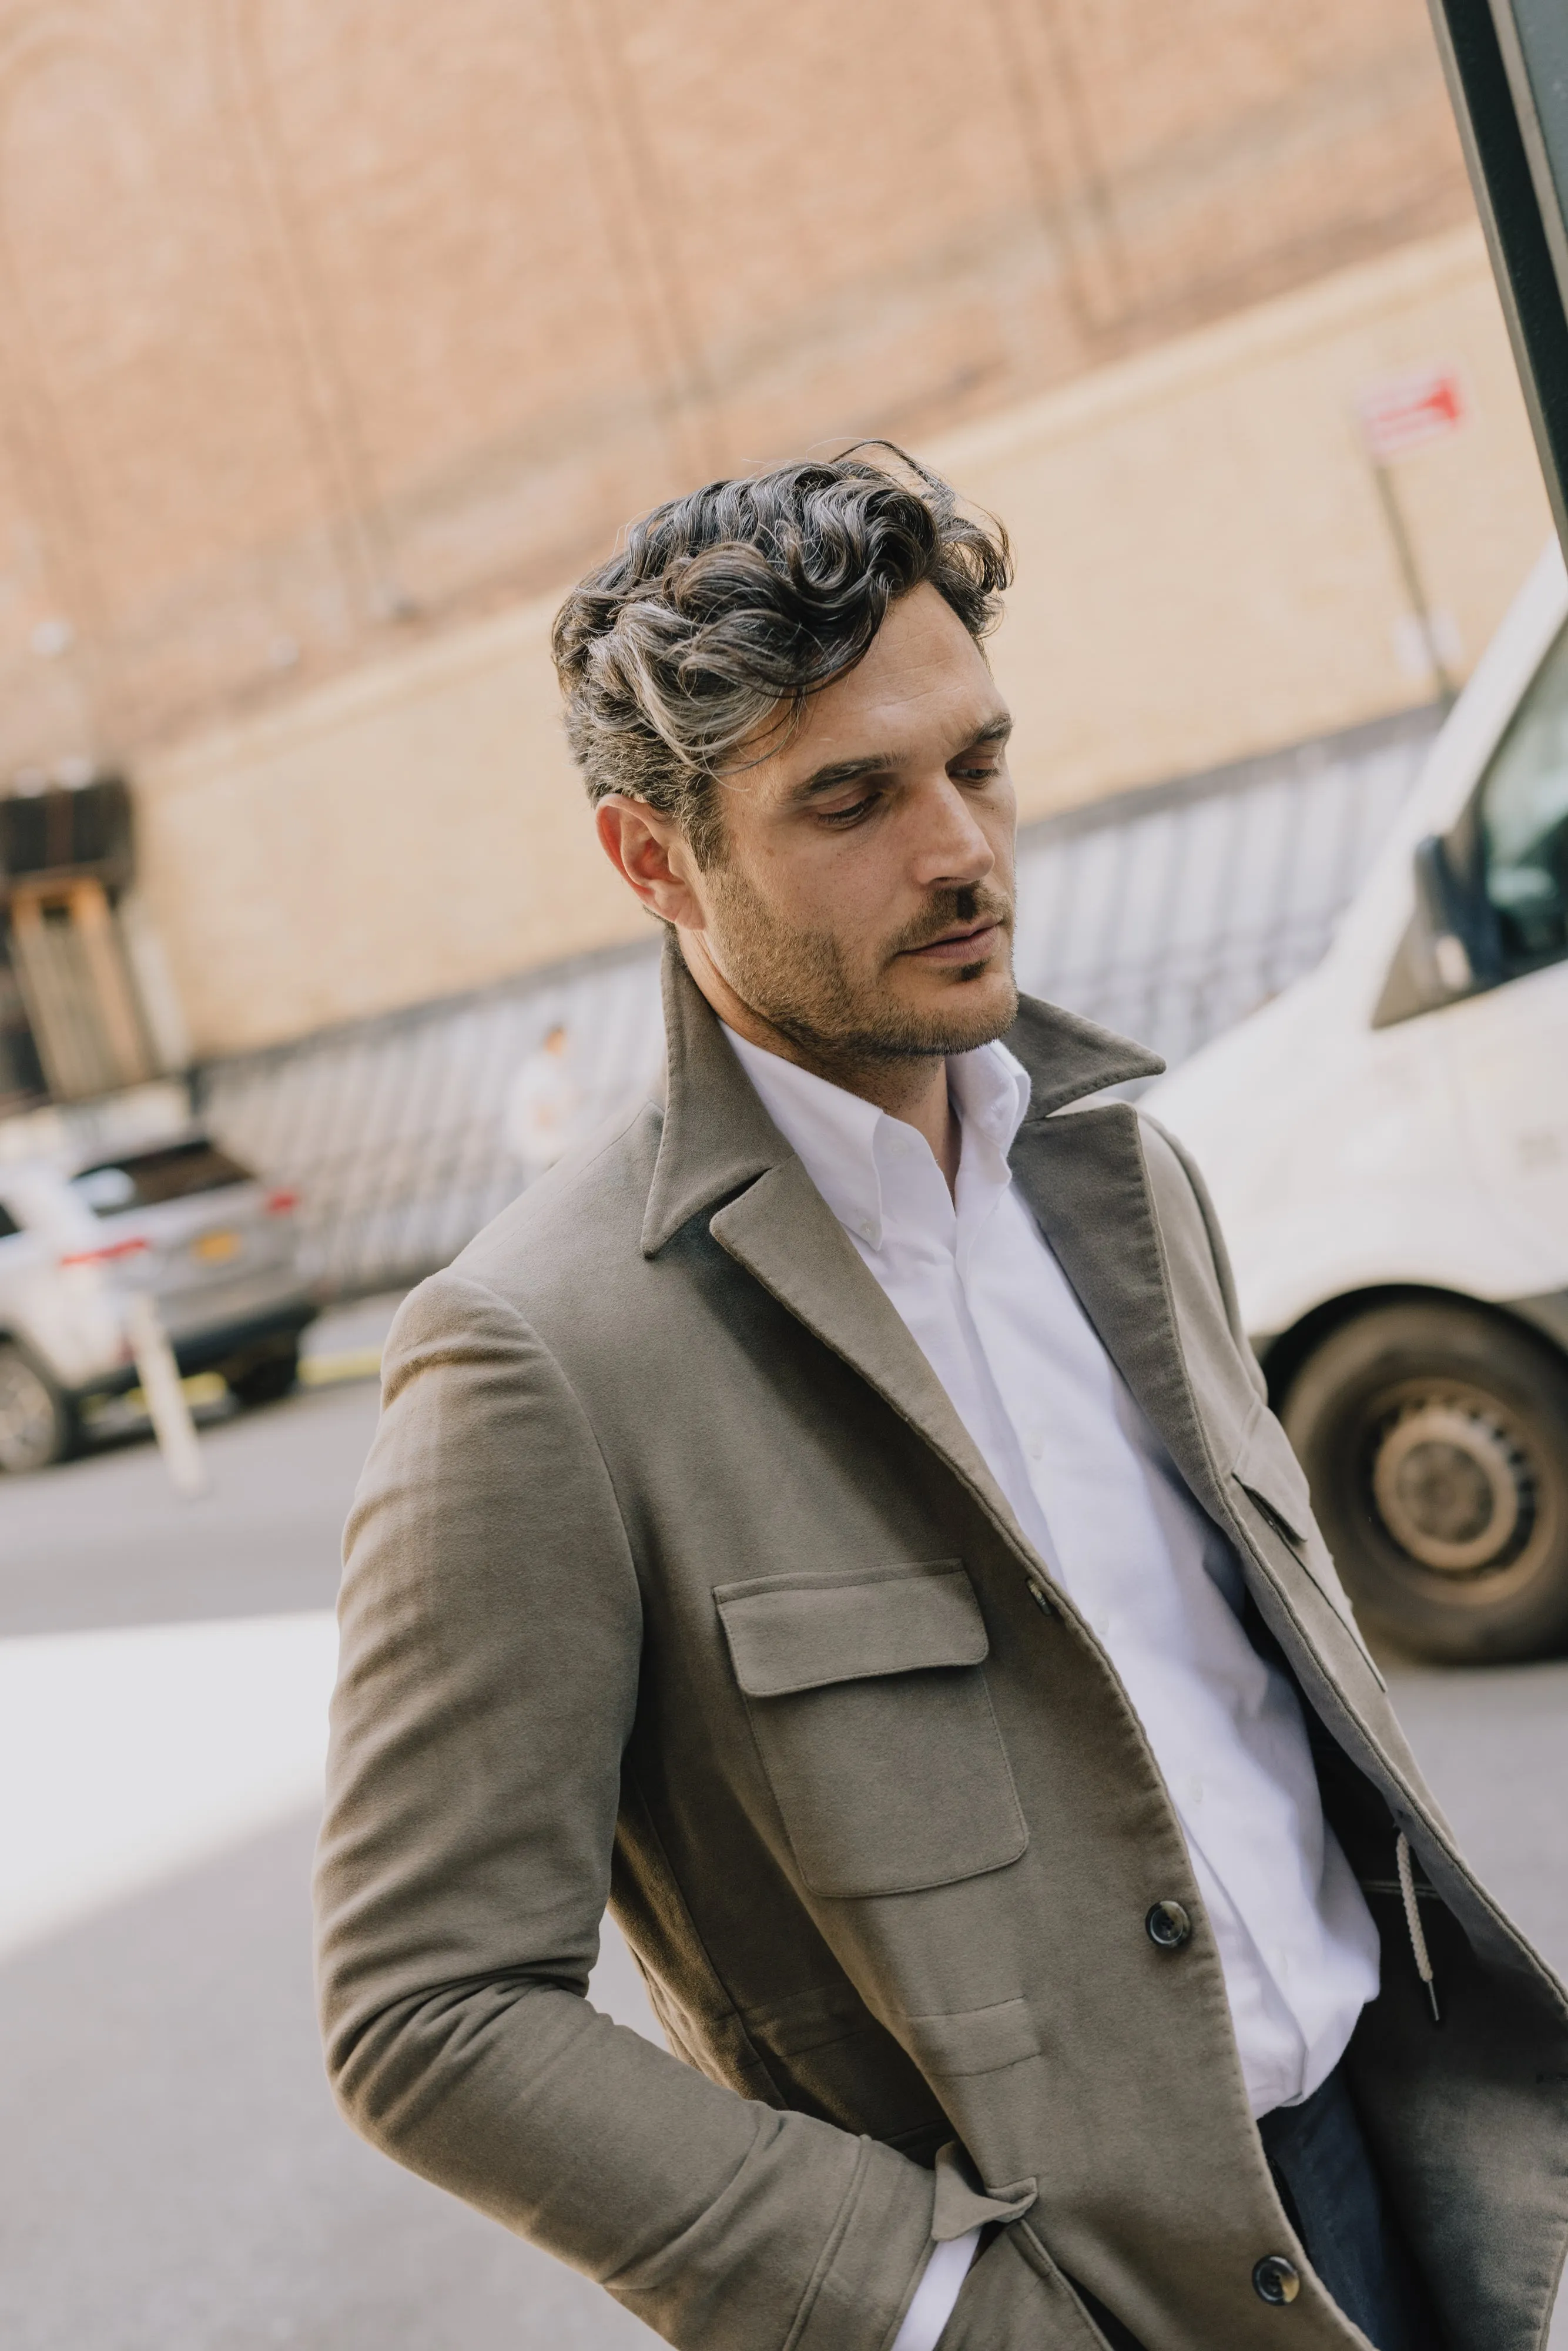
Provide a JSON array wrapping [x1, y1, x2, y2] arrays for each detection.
[[1146, 542, 1568, 1663]]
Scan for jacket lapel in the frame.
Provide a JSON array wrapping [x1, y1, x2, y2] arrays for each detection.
[[642, 940, 1185, 1562], [707, 1159, 1028, 1543], [644, 942, 1032, 1543], [1008, 1100, 1229, 1525], [997, 989, 1228, 1521]]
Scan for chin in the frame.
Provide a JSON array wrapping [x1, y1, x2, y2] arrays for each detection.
[[901, 966, 1018, 1053]]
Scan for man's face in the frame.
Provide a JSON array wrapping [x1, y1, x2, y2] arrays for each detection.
[[681, 584, 1018, 1066]]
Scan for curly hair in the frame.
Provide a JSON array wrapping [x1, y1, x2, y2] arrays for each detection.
[[550, 446, 1011, 864]]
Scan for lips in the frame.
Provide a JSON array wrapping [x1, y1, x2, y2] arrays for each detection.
[[902, 919, 1004, 963]]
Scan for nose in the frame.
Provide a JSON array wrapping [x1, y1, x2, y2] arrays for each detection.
[[909, 773, 997, 891]]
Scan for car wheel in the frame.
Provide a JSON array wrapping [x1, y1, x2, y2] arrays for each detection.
[[0, 1342, 77, 1473], [1279, 1300, 1568, 1664], [227, 1344, 300, 1409]]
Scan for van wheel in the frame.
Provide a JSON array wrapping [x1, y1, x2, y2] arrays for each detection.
[[0, 1342, 77, 1473], [1279, 1300, 1568, 1663]]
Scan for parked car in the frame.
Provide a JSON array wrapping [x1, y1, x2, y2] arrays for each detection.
[[0, 1131, 317, 1473], [1147, 540, 1568, 1663]]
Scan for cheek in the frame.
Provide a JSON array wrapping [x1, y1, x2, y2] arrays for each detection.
[[802, 853, 912, 956], [753, 832, 887, 927]]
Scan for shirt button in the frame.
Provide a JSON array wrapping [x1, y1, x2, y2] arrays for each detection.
[[1253, 2255, 1301, 2305], [1025, 1433, 1044, 1461], [1145, 1900, 1192, 1950], [857, 1221, 876, 1242]]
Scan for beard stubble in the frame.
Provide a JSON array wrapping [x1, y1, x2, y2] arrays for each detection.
[[702, 866, 1020, 1073]]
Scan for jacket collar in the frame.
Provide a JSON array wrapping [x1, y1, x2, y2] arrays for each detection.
[[640, 931, 1164, 1257], [641, 934, 1187, 1573], [639, 937, 791, 1256], [1007, 991, 1165, 1119]]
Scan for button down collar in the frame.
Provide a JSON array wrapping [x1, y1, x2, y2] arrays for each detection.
[[723, 1026, 1031, 1263]]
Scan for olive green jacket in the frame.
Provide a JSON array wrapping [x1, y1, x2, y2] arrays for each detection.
[[314, 942, 1568, 2350]]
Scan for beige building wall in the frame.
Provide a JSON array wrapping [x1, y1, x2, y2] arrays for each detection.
[[960, 225, 1552, 819], [135, 222, 1553, 1059], [0, 0, 1468, 777], [0, 0, 1519, 1084]]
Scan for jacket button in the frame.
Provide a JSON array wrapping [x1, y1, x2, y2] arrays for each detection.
[[1145, 1900, 1192, 1950], [1253, 2255, 1301, 2305]]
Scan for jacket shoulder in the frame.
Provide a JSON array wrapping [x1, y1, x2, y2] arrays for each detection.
[[445, 1093, 662, 1317]]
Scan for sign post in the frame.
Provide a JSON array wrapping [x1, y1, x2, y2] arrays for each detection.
[[125, 1291, 207, 1499], [1426, 0, 1568, 548], [1355, 367, 1469, 705]]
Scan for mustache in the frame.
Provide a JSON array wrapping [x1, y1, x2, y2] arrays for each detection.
[[886, 884, 1014, 958]]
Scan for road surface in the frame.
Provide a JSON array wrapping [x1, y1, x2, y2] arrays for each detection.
[[1, 1302, 1563, 2349]]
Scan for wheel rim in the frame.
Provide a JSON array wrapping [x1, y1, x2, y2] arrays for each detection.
[[1359, 1378, 1550, 1600], [0, 1350, 61, 1473], [1369, 1396, 1533, 1573]]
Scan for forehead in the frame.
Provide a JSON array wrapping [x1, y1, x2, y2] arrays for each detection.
[[742, 583, 1006, 799]]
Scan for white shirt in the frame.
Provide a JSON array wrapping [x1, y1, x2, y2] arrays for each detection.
[[723, 1026, 1381, 2349]]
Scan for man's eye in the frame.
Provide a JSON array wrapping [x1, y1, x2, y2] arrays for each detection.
[[954, 761, 1001, 783], [819, 794, 879, 828]]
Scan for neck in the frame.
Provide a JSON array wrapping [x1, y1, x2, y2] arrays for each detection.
[[678, 926, 963, 1193]]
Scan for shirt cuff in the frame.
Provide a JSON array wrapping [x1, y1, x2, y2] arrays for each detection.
[[890, 2224, 983, 2351]]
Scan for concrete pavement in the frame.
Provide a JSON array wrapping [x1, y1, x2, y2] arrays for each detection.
[[1, 1330, 1564, 2349]]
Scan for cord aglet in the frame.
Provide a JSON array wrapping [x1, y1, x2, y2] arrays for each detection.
[[1395, 1829, 1441, 2028]]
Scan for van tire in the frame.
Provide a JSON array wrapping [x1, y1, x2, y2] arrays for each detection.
[[1279, 1300, 1568, 1664], [0, 1341, 78, 1473]]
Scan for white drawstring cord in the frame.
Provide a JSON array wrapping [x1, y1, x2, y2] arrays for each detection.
[[1396, 1832, 1441, 2025]]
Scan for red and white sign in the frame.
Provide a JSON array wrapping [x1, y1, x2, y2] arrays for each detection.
[[1356, 366, 1467, 464]]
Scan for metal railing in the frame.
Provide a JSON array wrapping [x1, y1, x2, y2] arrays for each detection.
[[197, 704, 1442, 1300], [1012, 705, 1440, 1070]]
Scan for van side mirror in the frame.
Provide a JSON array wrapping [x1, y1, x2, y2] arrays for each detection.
[[1371, 835, 1492, 1027]]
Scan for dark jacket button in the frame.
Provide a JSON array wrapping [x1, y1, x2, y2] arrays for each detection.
[[1254, 2255, 1301, 2305], [1145, 1900, 1192, 1950]]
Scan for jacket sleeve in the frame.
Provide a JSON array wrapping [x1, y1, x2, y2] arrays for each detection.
[[313, 1269, 938, 2351]]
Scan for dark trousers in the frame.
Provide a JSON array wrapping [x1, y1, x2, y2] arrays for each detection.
[[1076, 2066, 1438, 2350]]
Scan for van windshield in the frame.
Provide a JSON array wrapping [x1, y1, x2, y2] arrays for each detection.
[[1478, 622, 1568, 970], [69, 1141, 254, 1217]]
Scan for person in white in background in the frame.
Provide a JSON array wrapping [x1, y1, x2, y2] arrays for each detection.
[[502, 1023, 585, 1183]]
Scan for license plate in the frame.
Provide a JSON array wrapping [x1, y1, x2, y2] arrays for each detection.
[[191, 1228, 242, 1265]]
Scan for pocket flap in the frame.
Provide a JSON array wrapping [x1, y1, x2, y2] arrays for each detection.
[[1230, 1401, 1385, 1684], [1231, 1402, 1314, 1548], [716, 1562, 987, 1697]]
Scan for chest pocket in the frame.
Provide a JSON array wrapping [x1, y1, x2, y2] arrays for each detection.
[[715, 1560, 1028, 1900], [1230, 1399, 1385, 1684]]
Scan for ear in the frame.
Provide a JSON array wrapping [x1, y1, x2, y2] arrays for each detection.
[[596, 796, 707, 929]]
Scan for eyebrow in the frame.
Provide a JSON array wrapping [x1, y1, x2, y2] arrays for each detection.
[[790, 714, 1013, 802]]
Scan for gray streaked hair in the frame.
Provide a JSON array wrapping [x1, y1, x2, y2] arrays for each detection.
[[551, 447, 1011, 863]]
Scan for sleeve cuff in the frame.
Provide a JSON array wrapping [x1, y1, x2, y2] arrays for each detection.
[[889, 2225, 982, 2351]]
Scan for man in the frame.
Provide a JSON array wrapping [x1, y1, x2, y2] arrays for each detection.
[[316, 453, 1568, 2350]]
